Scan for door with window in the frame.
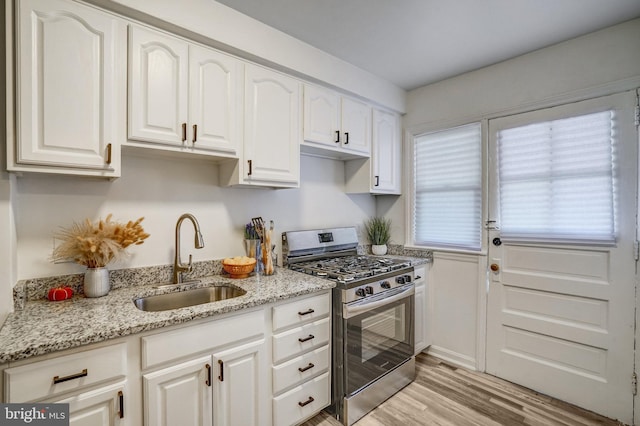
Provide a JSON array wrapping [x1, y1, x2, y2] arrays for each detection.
[[486, 91, 638, 424]]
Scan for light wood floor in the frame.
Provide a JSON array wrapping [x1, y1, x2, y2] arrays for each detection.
[[301, 353, 624, 426]]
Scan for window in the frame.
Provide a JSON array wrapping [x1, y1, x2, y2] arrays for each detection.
[[497, 110, 616, 243], [412, 123, 482, 251]]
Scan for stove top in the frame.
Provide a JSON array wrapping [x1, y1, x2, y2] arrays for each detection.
[[289, 255, 412, 284]]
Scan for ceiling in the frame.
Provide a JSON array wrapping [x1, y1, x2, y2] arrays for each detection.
[[214, 0, 640, 91]]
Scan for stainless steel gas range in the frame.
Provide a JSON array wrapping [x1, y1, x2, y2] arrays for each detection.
[[282, 227, 416, 426]]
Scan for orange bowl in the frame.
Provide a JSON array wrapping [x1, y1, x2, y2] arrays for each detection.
[[222, 258, 257, 279]]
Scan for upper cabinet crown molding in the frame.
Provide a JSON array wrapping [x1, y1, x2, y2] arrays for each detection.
[[8, 0, 126, 177], [126, 24, 241, 158]]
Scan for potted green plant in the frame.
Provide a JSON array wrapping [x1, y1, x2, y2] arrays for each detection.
[[364, 217, 391, 255]]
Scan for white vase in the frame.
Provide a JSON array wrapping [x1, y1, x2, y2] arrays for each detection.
[[84, 267, 110, 298], [372, 244, 388, 255]]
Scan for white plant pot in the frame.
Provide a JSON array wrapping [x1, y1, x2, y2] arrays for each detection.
[[372, 244, 388, 255], [84, 267, 110, 298]]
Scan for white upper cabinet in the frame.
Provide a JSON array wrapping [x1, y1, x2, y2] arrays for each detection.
[[10, 0, 125, 177], [221, 64, 300, 187], [345, 108, 402, 195], [189, 45, 242, 154], [302, 85, 371, 158], [340, 97, 371, 155], [303, 86, 340, 147], [371, 108, 401, 194], [128, 25, 240, 157], [128, 25, 188, 146]]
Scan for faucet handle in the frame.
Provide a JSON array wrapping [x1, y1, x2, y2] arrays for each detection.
[[187, 254, 193, 272]]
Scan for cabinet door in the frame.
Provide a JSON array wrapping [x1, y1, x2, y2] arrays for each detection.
[[129, 25, 189, 146], [54, 382, 126, 426], [414, 283, 426, 355], [414, 265, 429, 354], [244, 65, 300, 186], [212, 339, 266, 426], [371, 109, 401, 194], [303, 85, 340, 147], [340, 97, 371, 155], [143, 356, 212, 426], [189, 45, 241, 155], [16, 0, 122, 173]]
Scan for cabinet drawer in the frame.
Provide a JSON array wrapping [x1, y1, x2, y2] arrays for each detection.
[[272, 317, 330, 364], [414, 265, 427, 284], [272, 345, 329, 394], [4, 343, 127, 403], [272, 292, 330, 332], [141, 309, 264, 369], [273, 372, 330, 426]]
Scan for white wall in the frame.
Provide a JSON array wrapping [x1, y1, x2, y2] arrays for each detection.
[[13, 153, 375, 279], [380, 18, 640, 370], [0, 1, 15, 324], [88, 0, 406, 113]]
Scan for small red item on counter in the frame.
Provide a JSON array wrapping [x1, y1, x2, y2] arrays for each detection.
[[47, 286, 74, 301]]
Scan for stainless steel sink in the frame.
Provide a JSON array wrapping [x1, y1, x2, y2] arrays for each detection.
[[133, 285, 246, 312]]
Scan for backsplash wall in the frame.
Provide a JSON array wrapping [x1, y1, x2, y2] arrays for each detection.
[[13, 152, 375, 280]]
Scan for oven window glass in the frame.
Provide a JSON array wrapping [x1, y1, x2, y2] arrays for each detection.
[[361, 304, 406, 362], [344, 293, 414, 395]]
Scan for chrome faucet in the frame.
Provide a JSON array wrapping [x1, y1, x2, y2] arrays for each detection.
[[173, 213, 205, 284]]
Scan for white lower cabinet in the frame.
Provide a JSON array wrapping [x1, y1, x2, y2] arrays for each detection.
[[213, 339, 265, 426], [140, 309, 266, 426], [143, 356, 213, 426], [2, 291, 332, 426], [55, 381, 127, 426], [271, 293, 332, 426], [414, 264, 431, 354], [3, 343, 129, 425]]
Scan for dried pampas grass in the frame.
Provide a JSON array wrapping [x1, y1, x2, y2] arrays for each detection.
[[51, 214, 150, 268]]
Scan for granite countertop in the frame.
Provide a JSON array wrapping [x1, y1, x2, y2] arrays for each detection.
[[0, 269, 335, 364]]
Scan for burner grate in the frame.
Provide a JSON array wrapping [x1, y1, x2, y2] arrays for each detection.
[[289, 255, 411, 283]]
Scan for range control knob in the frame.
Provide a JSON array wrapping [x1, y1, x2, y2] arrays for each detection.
[[355, 288, 366, 297], [403, 275, 413, 283], [380, 281, 391, 289], [395, 276, 406, 285], [365, 286, 374, 295]]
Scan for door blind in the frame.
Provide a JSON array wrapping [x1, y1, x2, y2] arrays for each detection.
[[497, 110, 617, 243], [413, 123, 482, 250]]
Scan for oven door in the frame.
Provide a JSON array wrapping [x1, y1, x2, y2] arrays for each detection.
[[342, 284, 414, 396]]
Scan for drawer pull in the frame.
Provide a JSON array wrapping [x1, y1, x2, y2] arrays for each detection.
[[298, 363, 315, 373], [205, 363, 212, 386], [298, 396, 314, 407], [53, 368, 88, 384], [218, 360, 224, 382], [298, 334, 315, 343], [298, 308, 315, 316], [118, 391, 124, 419]]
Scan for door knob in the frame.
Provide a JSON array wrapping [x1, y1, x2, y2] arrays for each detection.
[[490, 263, 500, 272]]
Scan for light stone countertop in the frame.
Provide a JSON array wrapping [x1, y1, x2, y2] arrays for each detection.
[[0, 269, 335, 363]]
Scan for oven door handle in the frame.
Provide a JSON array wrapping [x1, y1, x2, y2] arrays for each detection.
[[343, 286, 414, 318]]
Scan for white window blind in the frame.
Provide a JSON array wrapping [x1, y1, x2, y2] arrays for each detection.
[[497, 110, 616, 243], [413, 123, 482, 251]]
